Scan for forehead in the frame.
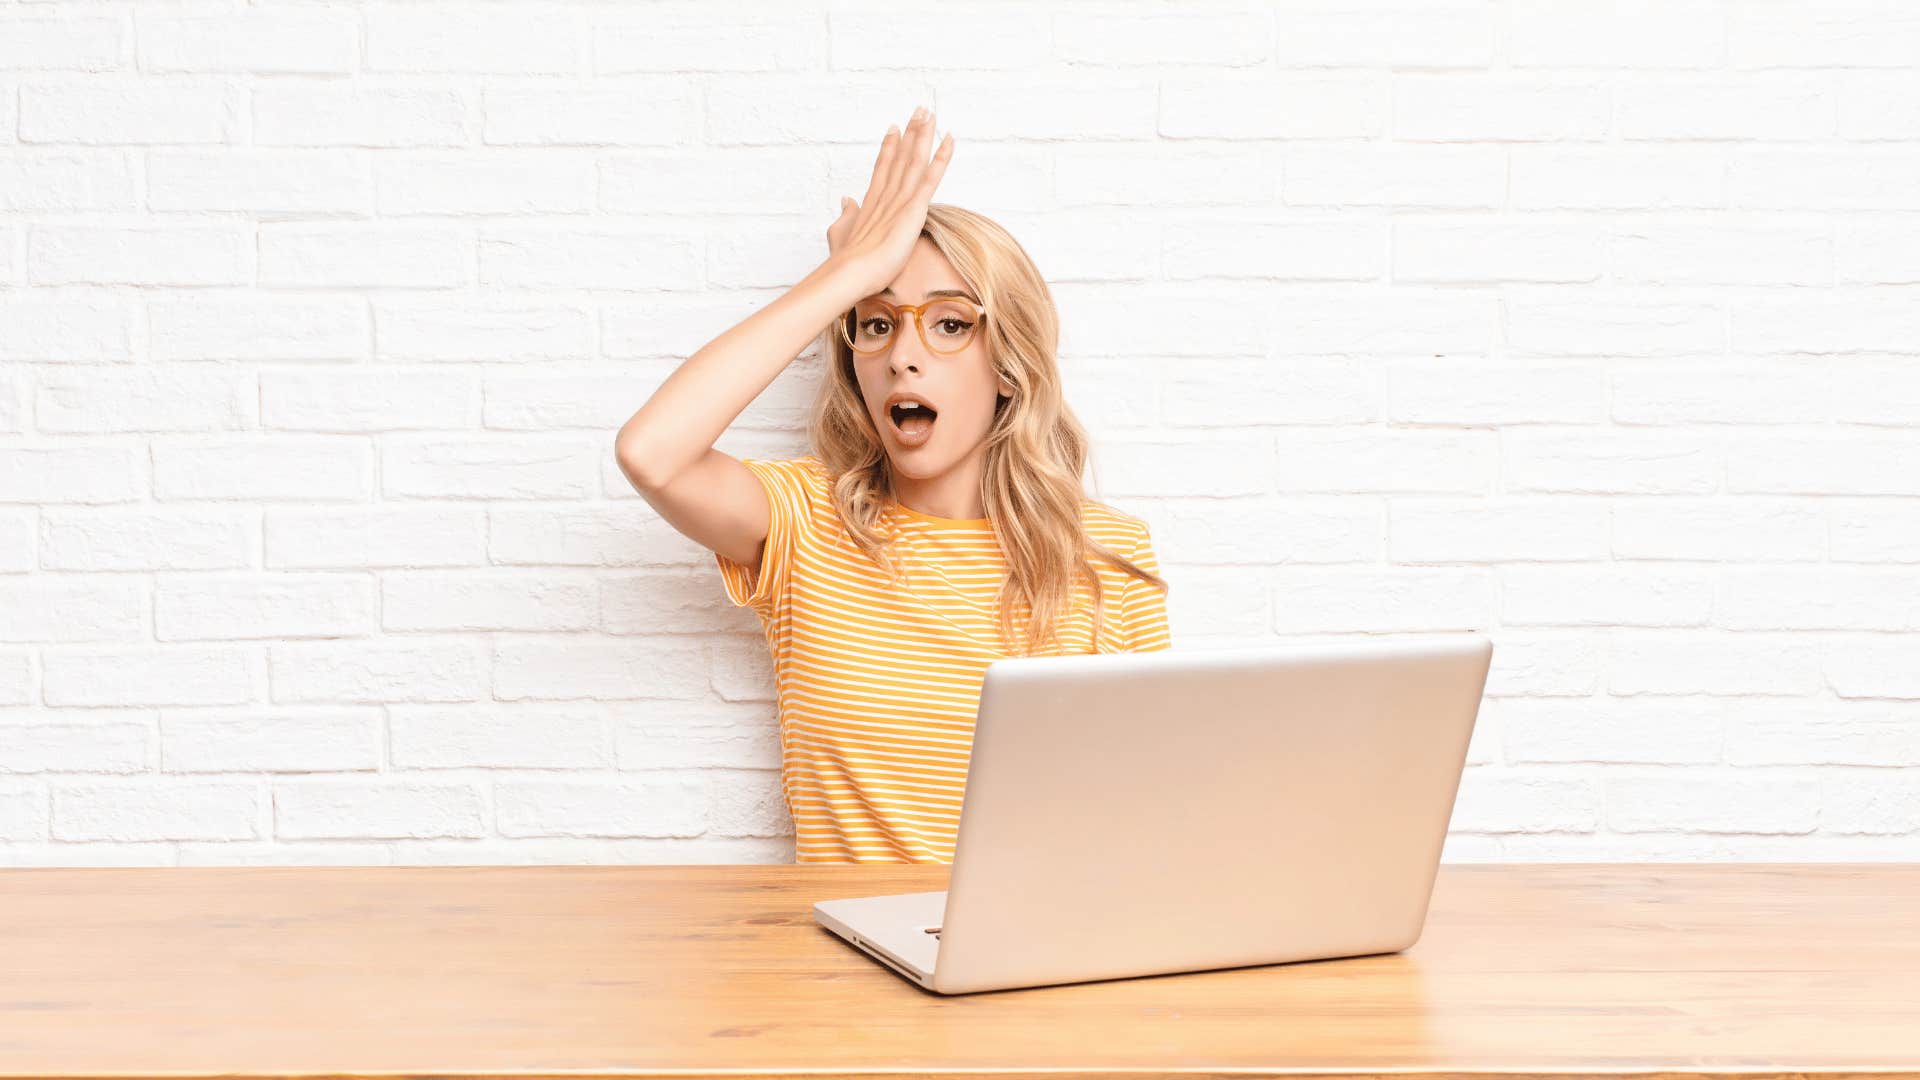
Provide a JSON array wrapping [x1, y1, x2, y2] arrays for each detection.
[[876, 237, 977, 304]]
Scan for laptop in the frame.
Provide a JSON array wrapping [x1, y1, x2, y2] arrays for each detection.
[[812, 631, 1495, 995]]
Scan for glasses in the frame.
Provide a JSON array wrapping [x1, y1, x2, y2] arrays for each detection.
[[838, 296, 986, 356]]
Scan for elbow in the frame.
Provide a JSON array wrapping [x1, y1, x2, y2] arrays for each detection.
[[614, 431, 667, 491]]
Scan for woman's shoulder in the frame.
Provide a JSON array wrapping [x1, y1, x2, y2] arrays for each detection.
[[750, 454, 831, 492], [794, 454, 839, 477], [1078, 498, 1151, 552]]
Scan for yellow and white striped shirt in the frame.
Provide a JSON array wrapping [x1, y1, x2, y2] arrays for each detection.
[[714, 454, 1172, 863]]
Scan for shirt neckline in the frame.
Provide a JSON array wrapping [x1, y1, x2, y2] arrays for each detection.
[[886, 497, 992, 528]]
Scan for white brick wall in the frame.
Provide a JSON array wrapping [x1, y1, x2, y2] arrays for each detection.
[[2, 0, 1917, 866]]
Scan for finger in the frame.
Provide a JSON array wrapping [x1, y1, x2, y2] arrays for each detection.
[[907, 111, 942, 193], [859, 124, 900, 213], [916, 132, 954, 196], [905, 108, 938, 188], [880, 108, 927, 207], [827, 195, 856, 247]]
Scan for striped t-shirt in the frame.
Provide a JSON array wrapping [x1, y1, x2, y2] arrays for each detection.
[[714, 454, 1172, 864]]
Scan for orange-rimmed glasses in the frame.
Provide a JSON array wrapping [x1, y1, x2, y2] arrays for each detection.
[[839, 296, 987, 356]]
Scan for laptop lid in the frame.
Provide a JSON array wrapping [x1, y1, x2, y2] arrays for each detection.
[[928, 631, 1493, 995]]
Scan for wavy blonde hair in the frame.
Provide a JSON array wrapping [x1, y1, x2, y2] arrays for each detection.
[[804, 203, 1167, 656]]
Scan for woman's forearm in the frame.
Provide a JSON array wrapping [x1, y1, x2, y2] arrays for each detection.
[[614, 254, 870, 489]]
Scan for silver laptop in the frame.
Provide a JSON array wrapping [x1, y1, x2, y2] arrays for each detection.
[[813, 631, 1495, 995]]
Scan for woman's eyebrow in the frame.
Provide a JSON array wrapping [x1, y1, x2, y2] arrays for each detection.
[[879, 287, 980, 303]]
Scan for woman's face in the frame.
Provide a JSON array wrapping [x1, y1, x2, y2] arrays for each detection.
[[850, 237, 1008, 482]]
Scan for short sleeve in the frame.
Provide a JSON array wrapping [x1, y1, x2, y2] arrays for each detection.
[[714, 456, 821, 622], [1120, 521, 1172, 652]]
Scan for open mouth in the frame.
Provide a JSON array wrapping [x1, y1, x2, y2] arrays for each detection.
[[888, 402, 937, 442]]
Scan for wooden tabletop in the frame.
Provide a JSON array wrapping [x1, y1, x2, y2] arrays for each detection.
[[1, 862, 1916, 1079]]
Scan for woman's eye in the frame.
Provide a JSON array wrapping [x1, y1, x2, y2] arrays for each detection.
[[934, 318, 972, 336], [860, 319, 892, 336]]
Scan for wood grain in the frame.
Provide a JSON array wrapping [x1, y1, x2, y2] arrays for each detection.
[[0, 862, 1916, 1079]]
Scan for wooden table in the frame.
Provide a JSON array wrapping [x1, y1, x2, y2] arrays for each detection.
[[1, 863, 1916, 1079]]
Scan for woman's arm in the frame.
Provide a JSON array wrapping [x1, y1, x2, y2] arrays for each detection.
[[613, 254, 865, 492], [614, 104, 952, 491], [612, 105, 953, 572]]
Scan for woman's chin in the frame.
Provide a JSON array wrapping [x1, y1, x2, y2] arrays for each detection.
[[887, 450, 937, 476]]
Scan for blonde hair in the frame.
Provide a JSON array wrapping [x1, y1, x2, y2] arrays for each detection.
[[806, 203, 1167, 656]]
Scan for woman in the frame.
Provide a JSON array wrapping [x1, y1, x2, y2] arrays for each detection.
[[615, 104, 1170, 863]]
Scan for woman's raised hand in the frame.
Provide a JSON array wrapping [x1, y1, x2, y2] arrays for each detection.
[[825, 104, 954, 297]]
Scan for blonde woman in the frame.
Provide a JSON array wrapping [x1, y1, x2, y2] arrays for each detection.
[[614, 104, 1170, 864]]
